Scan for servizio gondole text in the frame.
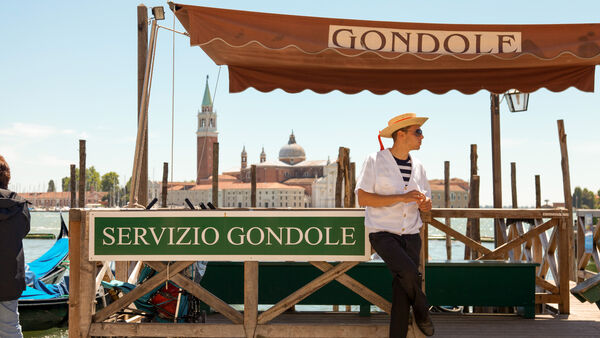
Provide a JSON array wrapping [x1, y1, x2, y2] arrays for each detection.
[[101, 225, 357, 247]]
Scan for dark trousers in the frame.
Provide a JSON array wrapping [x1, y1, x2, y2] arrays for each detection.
[[369, 231, 428, 338]]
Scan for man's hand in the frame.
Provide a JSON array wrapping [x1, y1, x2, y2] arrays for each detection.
[[418, 197, 432, 211], [402, 190, 426, 204]]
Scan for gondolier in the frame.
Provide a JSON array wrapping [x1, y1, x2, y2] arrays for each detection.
[[356, 113, 434, 337], [0, 155, 30, 338]]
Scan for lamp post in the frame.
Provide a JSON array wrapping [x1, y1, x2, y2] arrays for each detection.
[[490, 90, 530, 247]]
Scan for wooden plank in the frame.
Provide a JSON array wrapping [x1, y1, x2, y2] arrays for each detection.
[[251, 165, 256, 207], [256, 324, 389, 337], [539, 227, 559, 282], [578, 252, 592, 270], [79, 211, 95, 337], [476, 218, 556, 260], [257, 262, 358, 324], [430, 208, 567, 219], [468, 175, 480, 259], [557, 120, 574, 282], [517, 222, 532, 262], [78, 140, 86, 208], [212, 142, 219, 207], [428, 218, 491, 255], [93, 261, 193, 323], [137, 3, 149, 207], [558, 216, 571, 314], [68, 209, 81, 338], [490, 93, 502, 247], [244, 261, 258, 338], [310, 261, 392, 314], [89, 323, 245, 337], [498, 218, 512, 260], [444, 161, 451, 260], [146, 261, 243, 324], [535, 276, 559, 294], [536, 293, 561, 304], [161, 162, 168, 207], [335, 147, 344, 208], [70, 164, 76, 207]]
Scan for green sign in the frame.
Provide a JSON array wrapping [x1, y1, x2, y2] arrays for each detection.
[[89, 210, 369, 261]]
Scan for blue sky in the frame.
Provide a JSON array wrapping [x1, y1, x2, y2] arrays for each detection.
[[1, 0, 600, 206]]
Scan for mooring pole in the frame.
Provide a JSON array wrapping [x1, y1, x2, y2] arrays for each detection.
[[557, 120, 575, 281], [444, 161, 451, 259], [161, 162, 168, 208], [212, 142, 219, 207], [137, 4, 149, 206], [78, 140, 86, 208], [491, 93, 504, 247], [70, 164, 76, 208]]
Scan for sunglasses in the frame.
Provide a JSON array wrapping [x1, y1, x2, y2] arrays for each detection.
[[414, 128, 423, 136]]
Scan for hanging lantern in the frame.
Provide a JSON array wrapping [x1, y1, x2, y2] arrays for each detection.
[[504, 89, 529, 112]]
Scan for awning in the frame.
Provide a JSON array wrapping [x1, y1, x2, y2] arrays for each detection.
[[173, 4, 600, 95]]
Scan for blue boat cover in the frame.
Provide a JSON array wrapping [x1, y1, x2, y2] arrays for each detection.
[[26, 238, 68, 280], [20, 276, 68, 300]]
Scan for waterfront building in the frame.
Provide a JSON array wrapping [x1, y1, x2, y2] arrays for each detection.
[[20, 190, 107, 209], [429, 178, 470, 208]]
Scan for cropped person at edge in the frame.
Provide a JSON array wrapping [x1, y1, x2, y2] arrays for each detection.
[[0, 155, 30, 338], [355, 113, 434, 337]]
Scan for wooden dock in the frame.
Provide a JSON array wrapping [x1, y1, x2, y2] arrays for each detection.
[[90, 286, 599, 338]]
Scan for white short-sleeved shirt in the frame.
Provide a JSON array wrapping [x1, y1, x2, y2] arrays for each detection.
[[355, 149, 431, 235]]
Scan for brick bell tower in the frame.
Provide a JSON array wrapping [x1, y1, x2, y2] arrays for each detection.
[[197, 76, 218, 183]]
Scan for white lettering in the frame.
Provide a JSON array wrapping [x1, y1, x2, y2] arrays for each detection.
[[117, 227, 131, 245], [149, 227, 167, 245], [266, 227, 283, 245], [324, 227, 339, 245], [341, 227, 356, 245], [176, 227, 192, 245], [246, 227, 265, 246], [193, 227, 200, 245], [285, 227, 303, 245], [102, 227, 115, 245], [202, 227, 219, 245], [228, 227, 245, 245], [133, 227, 149, 245], [305, 227, 323, 246]]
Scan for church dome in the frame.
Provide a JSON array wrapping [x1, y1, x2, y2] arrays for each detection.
[[279, 132, 306, 165]]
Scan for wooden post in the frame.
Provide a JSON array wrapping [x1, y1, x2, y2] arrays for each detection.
[[558, 216, 571, 313], [335, 147, 344, 208], [342, 148, 351, 208], [212, 142, 219, 207], [444, 161, 451, 260], [161, 162, 168, 208], [511, 162, 518, 208], [350, 162, 356, 207], [137, 5, 149, 207], [533, 175, 543, 274], [557, 120, 575, 281], [79, 211, 95, 337], [70, 164, 76, 208], [491, 93, 504, 247], [535, 175, 541, 208], [469, 176, 481, 258], [251, 165, 257, 207], [465, 145, 478, 260], [244, 262, 258, 338], [68, 209, 81, 338], [78, 140, 86, 208]]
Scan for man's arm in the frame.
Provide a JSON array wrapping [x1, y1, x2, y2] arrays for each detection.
[[357, 189, 426, 207]]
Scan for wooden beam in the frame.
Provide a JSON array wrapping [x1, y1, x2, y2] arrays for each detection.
[[79, 211, 95, 337], [343, 147, 351, 208], [536, 293, 561, 304], [557, 120, 575, 282], [535, 276, 559, 294], [138, 4, 148, 207], [251, 165, 256, 208], [258, 262, 358, 324], [89, 323, 245, 337], [558, 216, 570, 313], [256, 324, 390, 337], [490, 93, 503, 248], [511, 162, 518, 208], [349, 162, 356, 207], [78, 140, 86, 208], [70, 164, 76, 208], [93, 261, 193, 323], [212, 142, 219, 207], [535, 175, 541, 208], [538, 226, 559, 281], [68, 209, 81, 338], [466, 175, 481, 259], [428, 218, 491, 255], [476, 218, 556, 260], [444, 160, 451, 260], [244, 262, 258, 338], [161, 162, 168, 207], [310, 261, 391, 314], [429, 208, 567, 219], [145, 262, 243, 324]]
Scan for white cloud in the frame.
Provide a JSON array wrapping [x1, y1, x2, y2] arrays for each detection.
[[0, 123, 74, 139]]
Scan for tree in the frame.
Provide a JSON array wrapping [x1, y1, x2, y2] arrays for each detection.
[[61, 176, 70, 192], [86, 166, 101, 191], [101, 172, 120, 192], [47, 180, 56, 192], [573, 187, 583, 208]]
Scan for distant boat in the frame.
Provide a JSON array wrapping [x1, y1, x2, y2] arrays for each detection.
[[18, 213, 70, 331]]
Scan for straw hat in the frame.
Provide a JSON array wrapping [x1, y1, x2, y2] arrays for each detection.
[[379, 113, 428, 138]]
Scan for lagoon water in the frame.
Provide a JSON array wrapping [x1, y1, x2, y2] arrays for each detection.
[[23, 212, 498, 337]]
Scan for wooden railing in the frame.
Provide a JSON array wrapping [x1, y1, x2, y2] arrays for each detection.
[[69, 208, 571, 338], [575, 209, 600, 282], [421, 208, 571, 313]]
